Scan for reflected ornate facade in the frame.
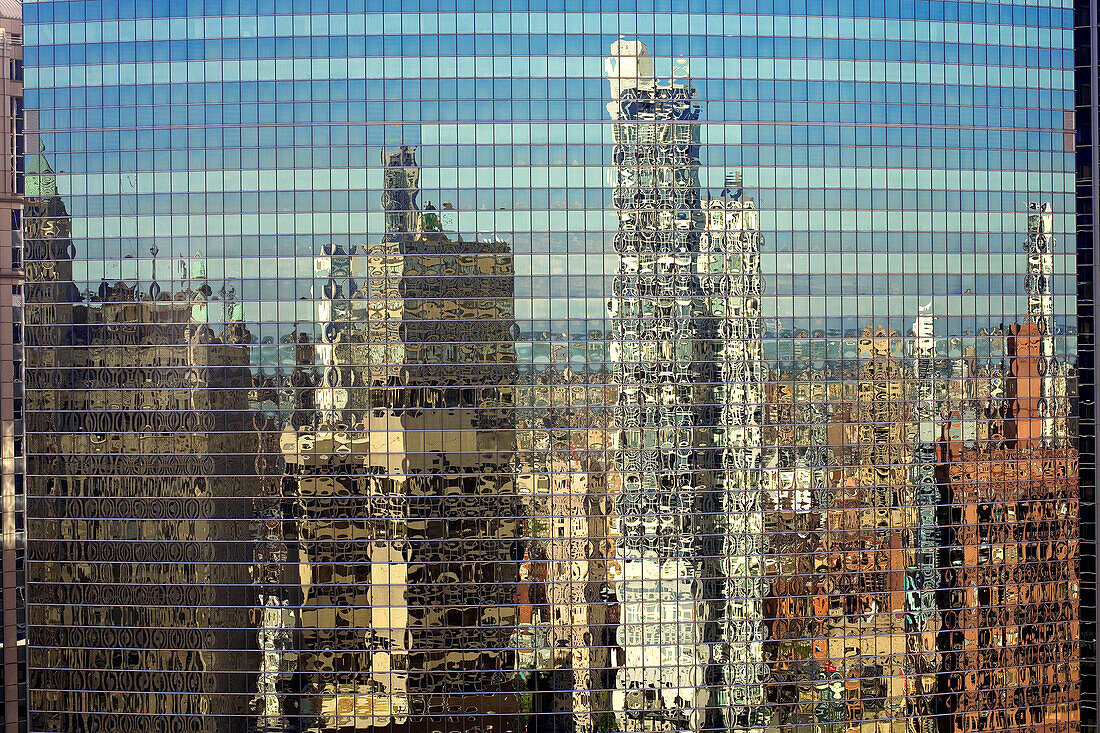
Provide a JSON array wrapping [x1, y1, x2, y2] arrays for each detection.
[[698, 180, 768, 732], [25, 155, 256, 730], [280, 147, 520, 732]]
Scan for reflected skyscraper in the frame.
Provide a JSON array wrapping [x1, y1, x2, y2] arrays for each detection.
[[24, 153, 257, 730], [606, 39, 711, 732], [515, 454, 614, 733], [282, 147, 520, 732]]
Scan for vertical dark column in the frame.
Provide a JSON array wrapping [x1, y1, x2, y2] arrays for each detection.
[[0, 7, 19, 733], [1075, 0, 1098, 727]]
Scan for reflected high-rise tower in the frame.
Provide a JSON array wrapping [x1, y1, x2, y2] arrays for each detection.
[[936, 204, 1080, 733], [283, 146, 520, 733], [698, 178, 768, 732], [605, 39, 711, 732], [396, 183, 520, 733], [24, 153, 257, 731]]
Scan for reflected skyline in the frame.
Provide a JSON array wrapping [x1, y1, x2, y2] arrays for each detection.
[[19, 10, 1085, 733]]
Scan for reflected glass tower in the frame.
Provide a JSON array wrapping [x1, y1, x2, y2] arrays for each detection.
[[605, 39, 711, 732], [18, 4, 1087, 733]]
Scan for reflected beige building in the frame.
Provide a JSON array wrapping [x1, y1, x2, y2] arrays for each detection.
[[763, 337, 917, 733], [516, 452, 615, 733], [282, 146, 520, 733]]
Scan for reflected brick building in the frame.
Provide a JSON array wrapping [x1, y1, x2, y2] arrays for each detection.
[[937, 274, 1080, 733], [938, 444, 1079, 733]]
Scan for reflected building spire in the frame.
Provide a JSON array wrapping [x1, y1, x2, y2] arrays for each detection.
[[1017, 202, 1068, 445], [606, 38, 713, 733]]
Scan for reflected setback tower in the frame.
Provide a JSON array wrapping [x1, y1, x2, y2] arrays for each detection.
[[605, 39, 712, 732], [282, 146, 520, 733]]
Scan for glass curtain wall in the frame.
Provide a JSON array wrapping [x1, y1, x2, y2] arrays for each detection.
[[19, 2, 1081, 733]]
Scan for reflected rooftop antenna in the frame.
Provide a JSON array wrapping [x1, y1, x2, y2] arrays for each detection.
[[724, 171, 743, 200]]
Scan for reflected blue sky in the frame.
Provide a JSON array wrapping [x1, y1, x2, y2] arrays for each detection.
[[22, 1, 1078, 347]]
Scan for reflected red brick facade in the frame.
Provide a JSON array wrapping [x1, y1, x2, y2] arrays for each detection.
[[938, 444, 1079, 733]]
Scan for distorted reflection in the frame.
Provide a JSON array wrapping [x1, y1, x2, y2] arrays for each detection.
[[22, 29, 1081, 733]]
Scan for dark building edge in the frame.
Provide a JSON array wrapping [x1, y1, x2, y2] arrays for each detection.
[[0, 3, 21, 732], [1076, 0, 1099, 729]]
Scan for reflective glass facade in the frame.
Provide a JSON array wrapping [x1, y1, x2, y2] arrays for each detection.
[[20, 2, 1083, 732]]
